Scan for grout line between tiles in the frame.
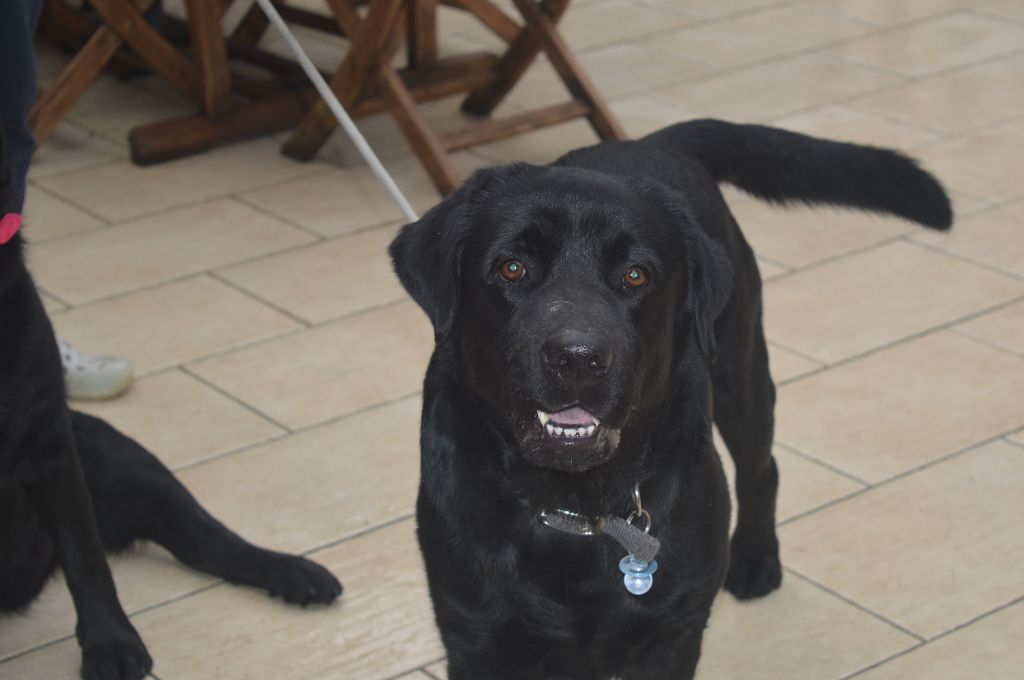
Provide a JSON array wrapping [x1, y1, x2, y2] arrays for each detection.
[[965, 6, 1024, 28], [30, 154, 122, 184], [775, 486, 870, 528], [35, 158, 329, 226], [419, 661, 446, 680], [839, 593, 1024, 679], [776, 292, 1024, 388], [905, 233, 1024, 282], [820, 28, 1016, 83], [63, 107, 136, 150], [303, 512, 416, 558], [0, 513, 422, 666], [1004, 436, 1024, 450], [771, 232, 908, 278], [30, 193, 245, 245], [841, 75, 1024, 144], [766, 341, 826, 370], [775, 425, 1024, 527], [385, 654, 447, 680], [773, 441, 871, 487], [230, 192, 331, 241], [753, 253, 792, 272], [167, 390, 423, 474], [33, 209, 402, 314], [209, 215, 402, 283], [770, 97, 951, 140], [0, 576, 227, 666], [47, 269, 237, 310], [23, 181, 111, 234], [208, 271, 313, 329], [640, 7, 978, 97], [174, 295, 410, 379], [168, 430, 294, 474], [949, 325, 1024, 360], [783, 567, 926, 643], [645, 8, 1024, 130], [33, 284, 73, 310], [179, 365, 294, 434]]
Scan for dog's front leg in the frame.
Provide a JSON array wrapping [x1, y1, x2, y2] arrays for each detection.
[[25, 428, 151, 680]]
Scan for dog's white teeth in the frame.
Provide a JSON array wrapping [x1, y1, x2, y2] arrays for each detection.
[[543, 418, 600, 439], [592, 417, 600, 427]]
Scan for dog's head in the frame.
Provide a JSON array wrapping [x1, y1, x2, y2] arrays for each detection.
[[391, 164, 731, 475]]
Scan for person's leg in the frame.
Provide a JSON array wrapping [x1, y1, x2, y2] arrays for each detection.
[[0, 0, 43, 214], [1, 0, 134, 400]]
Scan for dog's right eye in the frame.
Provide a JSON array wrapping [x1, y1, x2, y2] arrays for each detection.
[[499, 259, 526, 282]]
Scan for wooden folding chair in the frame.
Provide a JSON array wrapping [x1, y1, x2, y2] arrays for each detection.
[[280, 0, 627, 194], [33, 0, 316, 164], [33, 0, 624, 195], [30, 0, 216, 147]]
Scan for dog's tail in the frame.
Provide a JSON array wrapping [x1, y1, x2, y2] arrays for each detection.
[[646, 119, 952, 230]]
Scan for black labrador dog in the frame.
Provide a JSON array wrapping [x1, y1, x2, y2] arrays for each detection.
[[0, 138, 341, 680], [390, 119, 951, 679]]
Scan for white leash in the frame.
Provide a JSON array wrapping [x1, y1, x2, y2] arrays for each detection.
[[253, 0, 420, 222]]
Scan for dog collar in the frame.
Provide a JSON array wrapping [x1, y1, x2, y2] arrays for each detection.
[[0, 213, 22, 244], [538, 482, 661, 596]]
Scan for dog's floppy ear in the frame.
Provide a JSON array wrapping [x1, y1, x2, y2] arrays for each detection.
[[682, 225, 733, 360], [640, 179, 733, 359], [390, 166, 513, 342]]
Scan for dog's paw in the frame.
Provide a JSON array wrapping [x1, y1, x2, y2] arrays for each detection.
[[263, 555, 343, 606], [724, 554, 782, 600], [80, 627, 152, 680]]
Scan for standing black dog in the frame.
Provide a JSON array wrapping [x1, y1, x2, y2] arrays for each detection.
[[390, 120, 951, 679], [0, 138, 341, 680]]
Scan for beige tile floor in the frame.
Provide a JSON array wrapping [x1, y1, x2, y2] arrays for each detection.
[[3, 1, 1024, 678]]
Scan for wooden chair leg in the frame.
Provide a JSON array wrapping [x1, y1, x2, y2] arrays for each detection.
[[185, 0, 233, 115], [511, 0, 626, 141], [407, 0, 439, 68], [446, 0, 519, 43], [380, 64, 460, 194], [281, 0, 405, 161], [460, 0, 569, 117], [325, 0, 364, 35], [90, 0, 199, 98], [31, 0, 164, 145], [231, 0, 278, 49], [29, 26, 124, 145]]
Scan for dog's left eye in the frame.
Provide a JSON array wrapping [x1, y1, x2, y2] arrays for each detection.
[[624, 266, 649, 288], [499, 259, 526, 282]]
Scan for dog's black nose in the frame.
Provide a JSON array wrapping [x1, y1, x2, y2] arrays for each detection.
[[542, 331, 613, 385]]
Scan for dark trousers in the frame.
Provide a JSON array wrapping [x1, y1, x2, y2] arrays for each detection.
[[0, 0, 43, 213]]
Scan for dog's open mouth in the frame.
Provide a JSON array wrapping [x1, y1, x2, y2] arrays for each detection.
[[521, 405, 622, 472], [537, 406, 600, 440]]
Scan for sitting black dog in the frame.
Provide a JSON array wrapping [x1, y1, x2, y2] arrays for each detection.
[[0, 137, 341, 680], [390, 120, 951, 679]]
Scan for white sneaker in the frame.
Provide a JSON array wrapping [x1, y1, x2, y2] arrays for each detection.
[[58, 339, 134, 400]]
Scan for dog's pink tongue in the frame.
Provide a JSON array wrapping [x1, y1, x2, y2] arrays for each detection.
[[550, 406, 594, 425]]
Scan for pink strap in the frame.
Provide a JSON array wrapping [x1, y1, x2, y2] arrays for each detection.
[[0, 213, 22, 244]]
